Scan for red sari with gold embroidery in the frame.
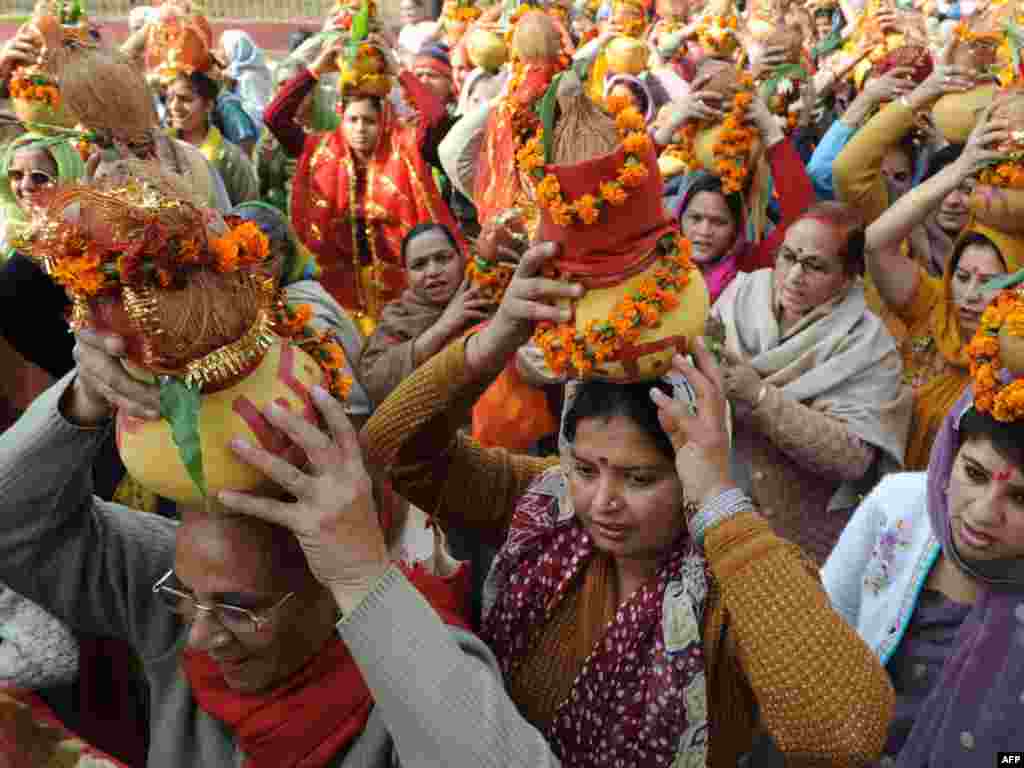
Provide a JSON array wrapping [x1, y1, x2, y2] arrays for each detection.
[[266, 69, 464, 325]]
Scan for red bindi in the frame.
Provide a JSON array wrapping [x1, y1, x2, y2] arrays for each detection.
[[993, 469, 1013, 483]]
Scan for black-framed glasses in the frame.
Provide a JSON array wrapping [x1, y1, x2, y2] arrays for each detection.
[[152, 570, 295, 634], [8, 169, 55, 187]]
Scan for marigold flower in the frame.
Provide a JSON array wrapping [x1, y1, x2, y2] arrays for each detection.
[[615, 107, 646, 134], [536, 175, 562, 206], [573, 194, 601, 225], [319, 341, 347, 370], [550, 201, 574, 227], [605, 90, 633, 115], [618, 162, 648, 189], [622, 132, 652, 156], [600, 181, 628, 206]]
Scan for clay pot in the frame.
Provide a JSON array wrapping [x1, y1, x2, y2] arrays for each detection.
[[512, 10, 563, 63], [1000, 322, 1024, 377], [605, 36, 650, 75], [466, 28, 508, 73], [932, 84, 997, 144], [116, 339, 327, 505]]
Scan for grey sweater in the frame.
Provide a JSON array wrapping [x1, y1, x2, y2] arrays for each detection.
[[0, 374, 559, 767]]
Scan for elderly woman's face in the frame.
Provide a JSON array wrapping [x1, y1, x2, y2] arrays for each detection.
[[568, 414, 684, 565], [174, 514, 331, 693], [9, 147, 57, 213], [948, 436, 1024, 561], [774, 218, 852, 321]]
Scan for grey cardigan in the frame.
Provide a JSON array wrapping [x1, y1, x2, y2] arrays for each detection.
[[0, 375, 559, 767]]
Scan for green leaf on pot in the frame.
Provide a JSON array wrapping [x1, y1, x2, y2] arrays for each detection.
[[540, 73, 562, 165], [159, 376, 206, 498]]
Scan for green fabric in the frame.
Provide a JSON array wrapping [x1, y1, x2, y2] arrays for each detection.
[[0, 132, 85, 261], [812, 30, 843, 61]]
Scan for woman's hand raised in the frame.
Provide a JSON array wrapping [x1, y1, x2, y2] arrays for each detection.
[[956, 108, 1010, 177], [465, 241, 583, 379], [650, 340, 735, 516], [218, 386, 388, 615]]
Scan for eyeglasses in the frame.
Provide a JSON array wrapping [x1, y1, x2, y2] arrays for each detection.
[[8, 169, 55, 187], [776, 249, 837, 276], [152, 570, 296, 634]]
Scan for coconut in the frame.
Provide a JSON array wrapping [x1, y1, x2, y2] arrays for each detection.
[[466, 28, 508, 73], [932, 84, 997, 143], [605, 36, 649, 75], [512, 10, 563, 63], [696, 59, 743, 101]]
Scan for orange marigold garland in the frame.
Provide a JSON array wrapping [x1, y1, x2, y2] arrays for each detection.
[[712, 90, 757, 195], [516, 102, 652, 228], [967, 287, 1024, 421], [465, 256, 516, 302], [25, 211, 273, 303], [661, 75, 756, 194], [532, 233, 696, 376], [9, 70, 61, 108], [272, 303, 354, 400]]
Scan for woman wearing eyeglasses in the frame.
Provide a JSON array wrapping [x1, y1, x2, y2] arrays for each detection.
[[711, 202, 912, 565], [0, 133, 84, 389]]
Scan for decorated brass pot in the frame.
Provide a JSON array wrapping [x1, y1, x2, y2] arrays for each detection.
[[116, 338, 328, 506]]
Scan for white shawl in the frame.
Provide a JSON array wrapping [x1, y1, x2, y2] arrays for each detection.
[[713, 269, 911, 508]]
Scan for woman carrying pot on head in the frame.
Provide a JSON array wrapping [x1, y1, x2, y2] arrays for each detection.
[[861, 111, 1020, 471], [658, 75, 816, 304], [712, 201, 912, 565], [266, 34, 465, 336], [352, 238, 897, 766]]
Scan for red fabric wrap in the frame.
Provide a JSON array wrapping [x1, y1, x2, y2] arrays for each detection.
[[185, 564, 471, 768], [537, 142, 674, 287]]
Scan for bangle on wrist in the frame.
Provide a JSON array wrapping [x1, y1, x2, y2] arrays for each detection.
[[691, 488, 753, 545]]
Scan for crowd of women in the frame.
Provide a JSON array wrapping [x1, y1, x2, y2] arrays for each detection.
[[0, 0, 1018, 764]]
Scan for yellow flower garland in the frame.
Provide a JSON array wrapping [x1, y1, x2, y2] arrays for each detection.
[[515, 102, 652, 228], [532, 234, 696, 377], [967, 287, 1024, 422]]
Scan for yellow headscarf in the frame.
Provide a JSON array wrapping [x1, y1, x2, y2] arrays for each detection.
[[906, 220, 1024, 469]]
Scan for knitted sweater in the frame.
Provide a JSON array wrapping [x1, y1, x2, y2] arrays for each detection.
[[364, 337, 897, 767]]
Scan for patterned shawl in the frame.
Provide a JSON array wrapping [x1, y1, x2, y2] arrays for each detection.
[[480, 374, 710, 767]]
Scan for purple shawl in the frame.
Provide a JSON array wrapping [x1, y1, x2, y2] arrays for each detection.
[[898, 385, 1024, 766]]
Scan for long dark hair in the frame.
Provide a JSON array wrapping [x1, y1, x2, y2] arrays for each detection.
[[959, 405, 1024, 469], [562, 380, 675, 460]]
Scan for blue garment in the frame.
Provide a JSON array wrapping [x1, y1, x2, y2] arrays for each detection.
[[807, 119, 857, 201], [214, 93, 260, 146]]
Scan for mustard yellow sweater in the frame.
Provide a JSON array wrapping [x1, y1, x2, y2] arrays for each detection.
[[364, 339, 894, 767]]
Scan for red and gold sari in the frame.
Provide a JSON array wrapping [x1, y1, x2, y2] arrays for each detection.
[[289, 71, 464, 332]]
